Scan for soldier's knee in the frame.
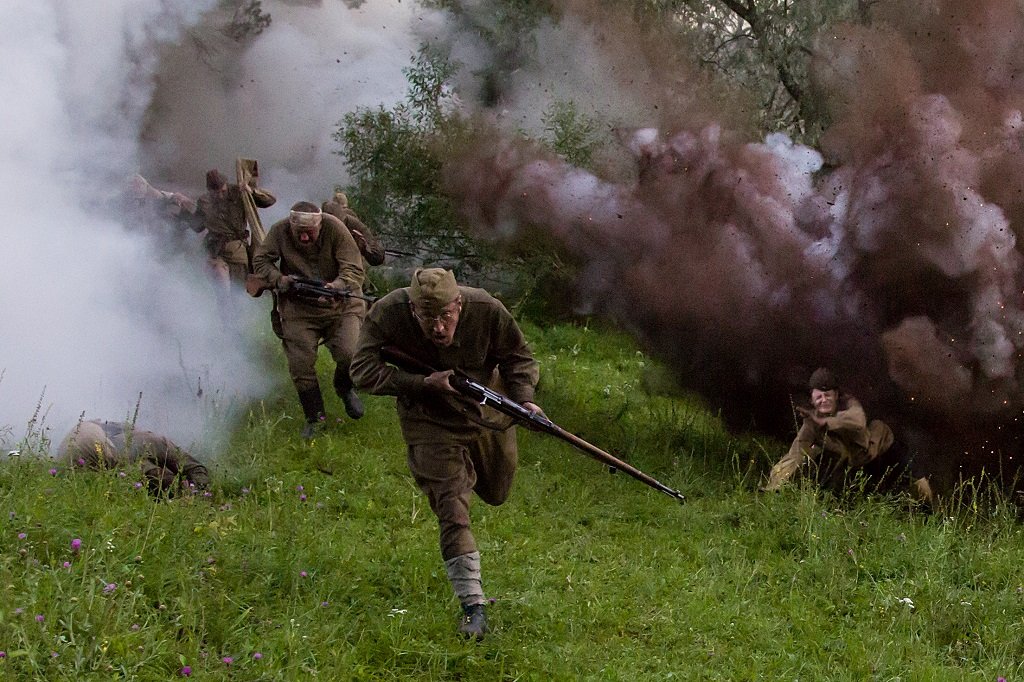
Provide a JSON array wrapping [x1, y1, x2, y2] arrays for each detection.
[[475, 479, 513, 506]]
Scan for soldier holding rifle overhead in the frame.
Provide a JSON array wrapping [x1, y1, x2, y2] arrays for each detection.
[[193, 167, 276, 297]]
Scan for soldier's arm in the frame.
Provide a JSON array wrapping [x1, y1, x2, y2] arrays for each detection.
[[252, 225, 285, 287], [491, 304, 539, 405], [824, 398, 867, 434], [762, 421, 819, 491], [188, 197, 210, 233], [179, 452, 210, 490], [350, 310, 429, 398], [346, 215, 385, 265], [132, 438, 176, 493], [251, 187, 276, 208]]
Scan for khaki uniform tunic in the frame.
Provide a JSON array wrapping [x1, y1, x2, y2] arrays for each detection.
[[195, 184, 276, 284], [58, 420, 209, 491], [253, 214, 365, 393], [764, 395, 895, 491], [350, 286, 539, 559], [322, 199, 385, 267]]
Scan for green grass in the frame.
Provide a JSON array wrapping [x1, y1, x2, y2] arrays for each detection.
[[1, 320, 1023, 680]]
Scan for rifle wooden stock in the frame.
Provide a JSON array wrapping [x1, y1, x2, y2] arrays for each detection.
[[380, 345, 685, 504]]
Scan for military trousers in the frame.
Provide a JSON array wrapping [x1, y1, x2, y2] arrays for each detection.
[[207, 239, 249, 291], [279, 297, 366, 393], [407, 425, 518, 561]]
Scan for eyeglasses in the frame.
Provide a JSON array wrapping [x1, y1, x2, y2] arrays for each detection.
[[411, 303, 460, 326]]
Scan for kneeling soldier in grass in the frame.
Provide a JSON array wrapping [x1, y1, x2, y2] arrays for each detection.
[[763, 367, 934, 504], [351, 268, 542, 640], [57, 419, 209, 495]]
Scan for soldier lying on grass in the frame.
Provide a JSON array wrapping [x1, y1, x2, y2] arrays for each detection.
[[57, 419, 209, 496]]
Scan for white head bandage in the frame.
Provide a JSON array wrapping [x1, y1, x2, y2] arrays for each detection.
[[290, 208, 322, 227]]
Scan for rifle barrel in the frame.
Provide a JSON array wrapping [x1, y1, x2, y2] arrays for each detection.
[[548, 425, 686, 503], [380, 345, 685, 504]]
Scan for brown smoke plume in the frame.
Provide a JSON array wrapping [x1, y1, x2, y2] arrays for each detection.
[[442, 0, 1024, 481]]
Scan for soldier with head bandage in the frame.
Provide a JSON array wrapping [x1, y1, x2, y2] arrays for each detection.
[[253, 201, 367, 438]]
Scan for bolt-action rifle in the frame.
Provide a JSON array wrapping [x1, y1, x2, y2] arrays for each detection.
[[287, 277, 377, 303], [380, 345, 685, 504], [245, 274, 377, 303]]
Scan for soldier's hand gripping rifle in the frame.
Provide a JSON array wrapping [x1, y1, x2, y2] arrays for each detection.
[[287, 277, 377, 303], [244, 275, 377, 303], [380, 346, 685, 504]]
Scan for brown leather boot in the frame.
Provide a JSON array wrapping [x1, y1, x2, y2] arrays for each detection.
[[297, 386, 327, 440]]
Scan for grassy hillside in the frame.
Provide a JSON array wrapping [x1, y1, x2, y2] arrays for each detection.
[[1, 321, 1022, 680]]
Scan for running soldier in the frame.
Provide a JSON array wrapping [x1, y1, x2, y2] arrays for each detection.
[[253, 201, 367, 438], [194, 168, 276, 293], [350, 268, 541, 640]]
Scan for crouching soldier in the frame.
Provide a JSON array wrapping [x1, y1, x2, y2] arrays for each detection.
[[762, 368, 934, 504], [57, 419, 209, 495]]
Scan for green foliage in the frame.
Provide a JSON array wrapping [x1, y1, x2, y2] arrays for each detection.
[[2, 322, 1023, 679], [541, 101, 601, 169], [335, 47, 579, 316], [334, 48, 489, 284], [635, 0, 862, 143], [221, 0, 272, 42]]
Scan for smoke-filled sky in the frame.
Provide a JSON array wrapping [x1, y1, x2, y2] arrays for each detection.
[[7, 0, 1024, 473], [440, 0, 1024, 471], [0, 0, 428, 453]]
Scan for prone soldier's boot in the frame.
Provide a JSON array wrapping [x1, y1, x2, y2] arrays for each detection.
[[333, 365, 364, 420], [297, 386, 327, 440]]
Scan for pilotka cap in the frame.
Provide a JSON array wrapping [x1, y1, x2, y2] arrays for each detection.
[[808, 367, 838, 391], [409, 268, 459, 313], [206, 169, 228, 190]]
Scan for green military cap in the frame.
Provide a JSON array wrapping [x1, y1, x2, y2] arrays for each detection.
[[409, 268, 459, 313]]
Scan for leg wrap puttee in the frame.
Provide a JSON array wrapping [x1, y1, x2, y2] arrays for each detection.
[[444, 551, 485, 607]]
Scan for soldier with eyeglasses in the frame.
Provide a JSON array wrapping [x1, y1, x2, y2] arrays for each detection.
[[351, 268, 541, 640]]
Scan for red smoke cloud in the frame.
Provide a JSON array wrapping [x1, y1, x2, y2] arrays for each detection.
[[443, 0, 1024, 481]]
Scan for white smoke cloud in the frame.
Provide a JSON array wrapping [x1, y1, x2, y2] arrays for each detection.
[[0, 0, 428, 454], [142, 0, 430, 207]]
